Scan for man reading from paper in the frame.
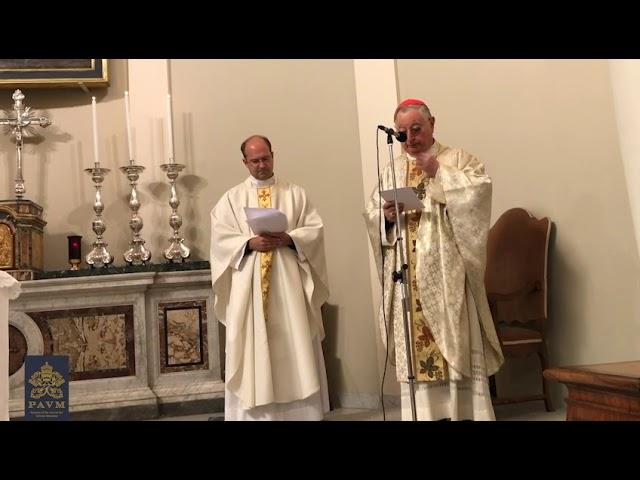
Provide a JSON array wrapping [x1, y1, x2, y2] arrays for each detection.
[[364, 99, 504, 421], [210, 135, 330, 421]]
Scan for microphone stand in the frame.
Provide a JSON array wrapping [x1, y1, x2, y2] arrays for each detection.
[[384, 131, 418, 421]]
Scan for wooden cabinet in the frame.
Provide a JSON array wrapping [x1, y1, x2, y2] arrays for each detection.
[[544, 361, 640, 421]]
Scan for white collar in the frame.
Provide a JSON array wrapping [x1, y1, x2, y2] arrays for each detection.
[[249, 174, 276, 188]]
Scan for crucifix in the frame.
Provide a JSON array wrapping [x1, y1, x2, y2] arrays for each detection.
[[0, 89, 51, 199]]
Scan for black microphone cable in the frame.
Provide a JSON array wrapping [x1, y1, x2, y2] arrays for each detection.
[[375, 126, 392, 421]]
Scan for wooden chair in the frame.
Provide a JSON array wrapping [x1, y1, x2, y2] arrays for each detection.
[[485, 208, 554, 412]]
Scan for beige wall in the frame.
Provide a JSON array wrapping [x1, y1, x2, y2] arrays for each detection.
[[353, 60, 402, 399], [609, 60, 640, 260], [0, 59, 130, 271], [396, 60, 640, 404], [158, 60, 381, 407]]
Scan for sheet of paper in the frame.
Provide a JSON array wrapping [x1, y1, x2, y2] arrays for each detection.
[[244, 207, 288, 234], [380, 187, 424, 211]]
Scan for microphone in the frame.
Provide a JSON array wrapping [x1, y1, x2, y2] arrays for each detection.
[[378, 125, 407, 142]]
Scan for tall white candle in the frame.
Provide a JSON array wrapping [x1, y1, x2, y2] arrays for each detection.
[[124, 91, 134, 164], [166, 93, 174, 163], [91, 96, 100, 168]]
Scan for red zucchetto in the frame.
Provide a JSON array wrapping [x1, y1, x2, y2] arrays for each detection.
[[394, 98, 428, 118], [398, 98, 426, 108]]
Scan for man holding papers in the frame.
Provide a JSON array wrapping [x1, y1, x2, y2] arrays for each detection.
[[210, 134, 330, 421], [363, 98, 503, 421]]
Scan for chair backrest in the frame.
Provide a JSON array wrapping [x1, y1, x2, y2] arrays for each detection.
[[485, 208, 551, 328]]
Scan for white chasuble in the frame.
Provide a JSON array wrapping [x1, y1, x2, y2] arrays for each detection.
[[211, 176, 330, 418]]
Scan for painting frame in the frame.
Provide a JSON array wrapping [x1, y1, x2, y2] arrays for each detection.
[[0, 59, 109, 89]]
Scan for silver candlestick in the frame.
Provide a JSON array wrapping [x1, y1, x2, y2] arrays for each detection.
[[160, 162, 190, 262], [84, 166, 113, 267], [120, 163, 151, 265]]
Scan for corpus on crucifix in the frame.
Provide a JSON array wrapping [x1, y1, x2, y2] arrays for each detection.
[[0, 89, 51, 199]]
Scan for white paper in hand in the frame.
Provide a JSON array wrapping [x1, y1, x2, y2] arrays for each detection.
[[380, 187, 424, 211], [244, 207, 288, 234]]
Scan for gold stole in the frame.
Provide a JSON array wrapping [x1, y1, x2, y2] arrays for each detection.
[[406, 161, 448, 382], [257, 186, 273, 322]]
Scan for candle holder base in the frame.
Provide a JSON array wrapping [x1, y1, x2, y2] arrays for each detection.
[[86, 240, 113, 268], [124, 239, 151, 266], [164, 237, 190, 263]]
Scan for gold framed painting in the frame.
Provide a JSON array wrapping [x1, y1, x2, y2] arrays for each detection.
[[0, 59, 109, 88]]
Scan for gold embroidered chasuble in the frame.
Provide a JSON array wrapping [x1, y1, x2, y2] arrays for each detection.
[[363, 141, 504, 383]]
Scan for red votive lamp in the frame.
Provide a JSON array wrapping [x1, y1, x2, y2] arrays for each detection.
[[67, 235, 82, 270]]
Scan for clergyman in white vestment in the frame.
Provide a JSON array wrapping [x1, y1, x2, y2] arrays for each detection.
[[210, 134, 330, 421], [364, 99, 504, 421], [1, 270, 20, 421]]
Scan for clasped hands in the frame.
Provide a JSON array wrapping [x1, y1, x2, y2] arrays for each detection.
[[249, 232, 293, 252]]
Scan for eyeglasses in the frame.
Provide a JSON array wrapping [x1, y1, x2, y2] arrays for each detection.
[[398, 123, 426, 137]]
